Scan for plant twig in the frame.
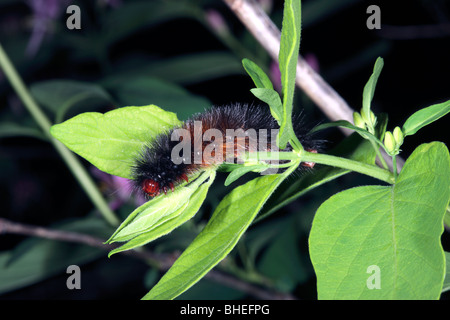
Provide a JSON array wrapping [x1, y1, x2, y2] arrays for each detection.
[[222, 0, 404, 171], [0, 218, 296, 300], [0, 43, 120, 227], [223, 0, 354, 124]]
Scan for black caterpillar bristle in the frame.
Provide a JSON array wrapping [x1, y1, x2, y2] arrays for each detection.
[[131, 104, 321, 198]]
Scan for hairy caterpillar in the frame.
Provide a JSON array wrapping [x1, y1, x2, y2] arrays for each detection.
[[131, 103, 320, 198]]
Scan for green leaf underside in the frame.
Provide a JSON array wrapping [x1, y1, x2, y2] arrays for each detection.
[[242, 58, 273, 90], [142, 164, 298, 300], [278, 0, 301, 149], [250, 88, 283, 124], [106, 170, 209, 243], [402, 100, 450, 137], [362, 57, 384, 122], [30, 79, 112, 122], [108, 170, 216, 256], [50, 105, 182, 179], [242, 59, 283, 123], [224, 164, 267, 186], [309, 142, 450, 299]]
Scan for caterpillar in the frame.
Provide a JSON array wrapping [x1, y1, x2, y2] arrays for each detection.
[[131, 103, 320, 198]]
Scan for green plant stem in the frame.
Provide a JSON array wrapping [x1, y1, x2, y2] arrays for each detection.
[[370, 140, 389, 170], [302, 151, 395, 184], [289, 135, 304, 153], [0, 43, 120, 227], [392, 155, 398, 180], [248, 150, 395, 184]]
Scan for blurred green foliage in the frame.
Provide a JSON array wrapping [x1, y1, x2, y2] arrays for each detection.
[[0, 0, 448, 299]]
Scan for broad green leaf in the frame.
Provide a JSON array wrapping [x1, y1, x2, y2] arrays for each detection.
[[103, 52, 243, 88], [103, 76, 210, 120], [243, 217, 288, 267], [107, 194, 190, 244], [50, 105, 182, 179], [30, 79, 113, 122], [242, 58, 273, 89], [142, 165, 297, 300], [250, 88, 283, 123], [106, 170, 212, 244], [257, 217, 307, 291], [278, 0, 302, 149], [309, 142, 450, 299], [362, 57, 383, 122], [0, 122, 47, 141], [402, 100, 450, 137], [443, 252, 450, 293], [144, 52, 244, 85], [108, 170, 216, 256], [99, 1, 198, 46]]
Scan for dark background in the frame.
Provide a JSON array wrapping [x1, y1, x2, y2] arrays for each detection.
[[0, 0, 449, 300]]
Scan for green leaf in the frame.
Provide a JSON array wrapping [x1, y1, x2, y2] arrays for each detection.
[[362, 57, 384, 123], [142, 165, 297, 300], [106, 170, 211, 242], [257, 217, 307, 291], [242, 58, 273, 89], [145, 52, 244, 85], [309, 142, 450, 299], [50, 105, 182, 179], [102, 76, 210, 121], [224, 164, 267, 186], [250, 88, 283, 123], [0, 122, 47, 141], [402, 100, 450, 137], [98, 1, 198, 47], [30, 80, 113, 123], [108, 170, 216, 256], [278, 0, 302, 149]]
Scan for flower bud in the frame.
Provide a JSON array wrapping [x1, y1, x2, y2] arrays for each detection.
[[353, 112, 366, 129], [393, 126, 404, 147], [360, 109, 369, 124], [384, 131, 396, 155]]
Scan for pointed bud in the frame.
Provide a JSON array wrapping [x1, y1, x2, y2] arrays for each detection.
[[384, 131, 396, 155], [360, 108, 369, 124], [393, 126, 404, 147], [353, 112, 366, 129]]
